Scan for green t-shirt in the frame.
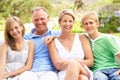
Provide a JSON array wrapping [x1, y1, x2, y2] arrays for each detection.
[[88, 34, 120, 72]]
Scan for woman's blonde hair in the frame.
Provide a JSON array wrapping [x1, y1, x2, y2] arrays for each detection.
[[58, 9, 75, 22], [4, 16, 25, 50], [81, 11, 99, 24]]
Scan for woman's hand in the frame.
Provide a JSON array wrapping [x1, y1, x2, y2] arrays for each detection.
[[75, 58, 85, 66]]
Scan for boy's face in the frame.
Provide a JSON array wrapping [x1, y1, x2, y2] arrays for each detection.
[[83, 18, 99, 35]]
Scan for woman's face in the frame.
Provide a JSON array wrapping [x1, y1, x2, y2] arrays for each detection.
[[59, 14, 74, 33], [9, 21, 23, 39]]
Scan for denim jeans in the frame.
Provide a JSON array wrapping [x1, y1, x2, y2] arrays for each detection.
[[93, 68, 120, 80]]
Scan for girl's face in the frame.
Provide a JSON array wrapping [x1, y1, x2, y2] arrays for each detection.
[[83, 18, 99, 35], [9, 21, 23, 39], [59, 14, 74, 33]]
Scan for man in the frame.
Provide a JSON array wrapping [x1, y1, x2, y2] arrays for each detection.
[[81, 11, 120, 80], [22, 6, 60, 80]]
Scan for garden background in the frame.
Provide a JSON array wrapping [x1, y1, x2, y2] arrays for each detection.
[[0, 0, 120, 41]]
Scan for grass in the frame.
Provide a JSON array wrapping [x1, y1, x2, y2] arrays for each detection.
[[111, 33, 120, 38]]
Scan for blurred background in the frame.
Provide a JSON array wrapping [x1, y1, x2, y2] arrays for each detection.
[[0, 0, 120, 41]]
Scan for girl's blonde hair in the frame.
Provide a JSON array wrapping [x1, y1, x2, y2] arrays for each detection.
[[4, 16, 25, 50], [81, 11, 99, 24]]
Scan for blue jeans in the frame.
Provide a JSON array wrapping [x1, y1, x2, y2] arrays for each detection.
[[93, 68, 120, 80]]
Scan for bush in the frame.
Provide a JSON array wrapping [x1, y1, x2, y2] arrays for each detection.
[[99, 15, 120, 33], [0, 17, 5, 31]]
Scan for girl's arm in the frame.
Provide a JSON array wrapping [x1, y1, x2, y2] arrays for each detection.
[[0, 43, 7, 80], [4, 40, 34, 78]]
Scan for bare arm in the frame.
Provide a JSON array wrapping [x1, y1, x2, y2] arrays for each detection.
[[48, 39, 68, 70], [77, 34, 94, 67], [4, 40, 34, 78], [0, 43, 7, 80]]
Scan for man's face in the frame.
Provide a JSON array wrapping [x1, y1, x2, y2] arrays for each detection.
[[32, 10, 49, 34]]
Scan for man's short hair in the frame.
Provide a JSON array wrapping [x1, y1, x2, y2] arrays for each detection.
[[32, 6, 47, 14]]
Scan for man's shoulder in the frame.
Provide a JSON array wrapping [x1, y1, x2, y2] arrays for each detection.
[[24, 28, 35, 40], [24, 32, 33, 40], [50, 30, 61, 36]]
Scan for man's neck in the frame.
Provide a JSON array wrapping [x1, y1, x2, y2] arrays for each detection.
[[34, 29, 48, 36]]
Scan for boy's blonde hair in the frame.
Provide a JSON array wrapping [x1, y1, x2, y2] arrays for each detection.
[[81, 11, 99, 24]]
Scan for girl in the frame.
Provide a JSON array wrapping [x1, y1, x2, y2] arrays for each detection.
[[0, 16, 35, 80]]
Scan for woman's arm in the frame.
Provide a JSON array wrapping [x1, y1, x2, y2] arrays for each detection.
[[78, 34, 94, 67], [48, 39, 68, 70], [4, 40, 34, 78]]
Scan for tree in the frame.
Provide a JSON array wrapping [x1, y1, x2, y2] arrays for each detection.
[[73, 0, 84, 10], [0, 0, 51, 22]]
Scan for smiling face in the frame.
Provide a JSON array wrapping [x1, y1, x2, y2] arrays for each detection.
[[9, 21, 23, 39], [58, 9, 75, 33], [4, 16, 25, 43], [82, 18, 99, 35], [59, 14, 75, 33], [32, 8, 49, 35], [82, 11, 99, 36]]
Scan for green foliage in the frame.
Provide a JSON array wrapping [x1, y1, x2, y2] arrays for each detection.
[[0, 0, 75, 23], [0, 0, 119, 34], [0, 0, 52, 23], [73, 0, 84, 10], [112, 33, 120, 37], [49, 1, 74, 17], [99, 15, 120, 33], [0, 17, 5, 31], [72, 19, 83, 33]]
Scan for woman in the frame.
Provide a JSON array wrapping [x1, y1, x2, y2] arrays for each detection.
[[48, 9, 93, 80], [0, 16, 35, 80]]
